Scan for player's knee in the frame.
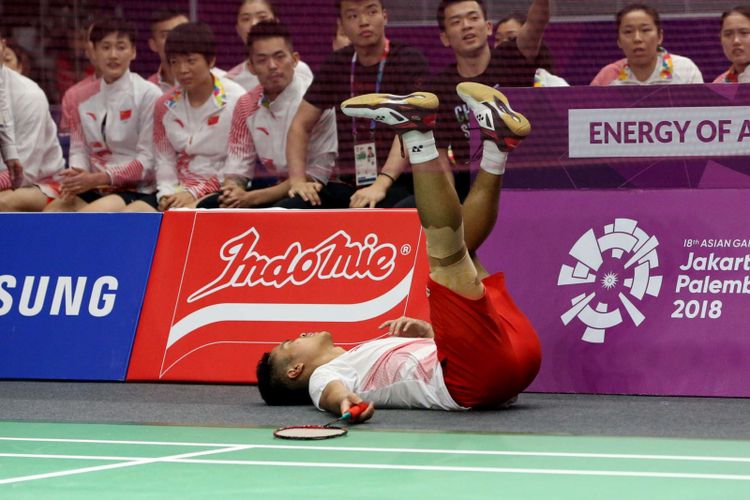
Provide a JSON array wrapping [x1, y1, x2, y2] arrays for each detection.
[[425, 223, 466, 261]]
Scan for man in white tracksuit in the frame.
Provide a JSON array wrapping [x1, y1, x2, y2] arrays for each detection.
[[219, 20, 337, 208]]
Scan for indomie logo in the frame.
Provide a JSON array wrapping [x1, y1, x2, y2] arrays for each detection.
[[188, 227, 399, 303], [557, 218, 663, 344]]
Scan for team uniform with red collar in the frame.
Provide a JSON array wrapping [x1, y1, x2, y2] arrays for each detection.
[[153, 72, 245, 202], [0, 65, 65, 195], [68, 70, 162, 199], [225, 72, 337, 186]]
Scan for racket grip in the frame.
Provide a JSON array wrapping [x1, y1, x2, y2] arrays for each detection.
[[344, 402, 369, 420]]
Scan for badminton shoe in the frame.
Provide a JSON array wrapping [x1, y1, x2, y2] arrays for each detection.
[[456, 82, 531, 152], [340, 92, 439, 133]]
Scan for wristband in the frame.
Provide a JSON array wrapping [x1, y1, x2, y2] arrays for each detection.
[[377, 172, 396, 183]]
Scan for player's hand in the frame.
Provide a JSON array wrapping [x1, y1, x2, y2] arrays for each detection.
[[59, 168, 100, 197], [6, 159, 24, 189], [340, 395, 374, 423], [288, 179, 322, 206], [380, 316, 434, 338], [166, 191, 196, 209], [219, 184, 247, 208], [349, 184, 386, 208]]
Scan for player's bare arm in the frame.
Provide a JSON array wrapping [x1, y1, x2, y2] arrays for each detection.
[[320, 379, 375, 422], [286, 99, 325, 204]]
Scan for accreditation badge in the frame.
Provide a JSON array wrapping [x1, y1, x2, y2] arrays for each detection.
[[354, 141, 378, 186]]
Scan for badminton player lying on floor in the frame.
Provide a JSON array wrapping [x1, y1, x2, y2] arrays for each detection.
[[256, 82, 541, 422]]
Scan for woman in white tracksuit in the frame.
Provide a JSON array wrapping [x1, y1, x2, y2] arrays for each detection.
[[127, 22, 246, 212]]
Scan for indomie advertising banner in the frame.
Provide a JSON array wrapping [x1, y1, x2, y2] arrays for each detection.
[[0, 213, 161, 380], [478, 189, 750, 397], [128, 209, 430, 383]]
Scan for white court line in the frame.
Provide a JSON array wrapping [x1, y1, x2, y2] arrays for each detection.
[[150, 458, 750, 482], [0, 445, 251, 486], [1, 437, 750, 464], [2, 451, 750, 483], [0, 453, 141, 461]]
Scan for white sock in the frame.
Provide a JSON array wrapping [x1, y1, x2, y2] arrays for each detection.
[[479, 140, 508, 175], [402, 130, 439, 164]]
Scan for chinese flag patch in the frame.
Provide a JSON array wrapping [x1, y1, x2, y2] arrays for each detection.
[[120, 109, 133, 120], [207, 115, 219, 126]]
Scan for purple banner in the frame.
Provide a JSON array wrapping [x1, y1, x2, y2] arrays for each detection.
[[500, 84, 750, 189], [478, 189, 750, 397]]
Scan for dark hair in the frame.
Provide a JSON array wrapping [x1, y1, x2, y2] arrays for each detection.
[[89, 17, 137, 45], [150, 9, 189, 29], [256, 352, 313, 406], [336, 0, 386, 17], [721, 6, 750, 29], [165, 22, 216, 62], [437, 0, 487, 32], [246, 19, 293, 55], [616, 3, 662, 33], [238, 0, 277, 17], [2, 38, 32, 76]]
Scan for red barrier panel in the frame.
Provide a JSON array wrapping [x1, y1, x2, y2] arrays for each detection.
[[127, 209, 430, 383]]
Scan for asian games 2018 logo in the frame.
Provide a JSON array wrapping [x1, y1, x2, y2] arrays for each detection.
[[557, 218, 663, 343]]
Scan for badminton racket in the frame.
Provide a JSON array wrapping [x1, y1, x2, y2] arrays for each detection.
[[273, 402, 370, 440]]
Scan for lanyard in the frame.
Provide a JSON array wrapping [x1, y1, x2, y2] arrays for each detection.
[[350, 38, 390, 138]]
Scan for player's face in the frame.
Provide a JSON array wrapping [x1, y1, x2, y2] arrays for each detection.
[[617, 10, 663, 67], [149, 15, 189, 63], [93, 32, 136, 84], [339, 0, 387, 49], [440, 1, 491, 57], [248, 37, 298, 99], [169, 53, 215, 94], [273, 331, 335, 365], [494, 18, 522, 47], [236, 0, 275, 43], [721, 12, 750, 71]]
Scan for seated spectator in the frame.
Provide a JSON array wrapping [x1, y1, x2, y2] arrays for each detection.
[[147, 9, 190, 93], [0, 38, 23, 191], [591, 3, 703, 85], [125, 22, 245, 212], [218, 21, 337, 209], [44, 18, 162, 213], [2, 39, 32, 76], [227, 0, 312, 90], [714, 6, 750, 83], [59, 19, 100, 134], [0, 38, 65, 212], [494, 12, 566, 87], [282, 0, 428, 210]]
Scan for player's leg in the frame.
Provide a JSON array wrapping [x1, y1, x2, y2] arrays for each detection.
[[341, 92, 483, 299], [78, 194, 128, 212], [0, 187, 50, 212], [456, 82, 530, 259], [44, 195, 89, 212]]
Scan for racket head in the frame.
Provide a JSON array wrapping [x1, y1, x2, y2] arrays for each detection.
[[273, 425, 348, 440]]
